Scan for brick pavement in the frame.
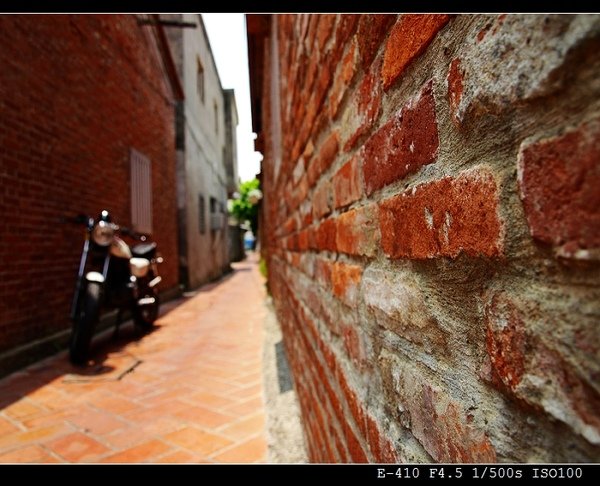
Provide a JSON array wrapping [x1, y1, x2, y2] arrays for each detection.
[[0, 255, 268, 463]]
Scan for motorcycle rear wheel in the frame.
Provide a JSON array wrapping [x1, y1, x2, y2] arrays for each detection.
[[133, 287, 160, 331], [69, 282, 101, 365]]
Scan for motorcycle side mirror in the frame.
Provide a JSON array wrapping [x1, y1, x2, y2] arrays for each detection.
[[74, 214, 88, 225]]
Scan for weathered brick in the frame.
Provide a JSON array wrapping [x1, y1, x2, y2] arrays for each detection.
[[382, 14, 450, 90], [366, 414, 398, 463], [363, 80, 439, 195], [314, 257, 333, 288], [362, 267, 448, 352], [313, 180, 332, 220], [447, 58, 464, 125], [329, 40, 359, 120], [379, 169, 503, 259], [485, 293, 527, 393], [484, 291, 600, 444], [331, 262, 363, 308], [336, 205, 379, 257], [316, 14, 337, 51], [333, 155, 362, 209], [518, 117, 600, 259], [451, 15, 600, 123], [314, 218, 337, 252], [343, 58, 383, 152], [357, 14, 397, 70], [386, 359, 497, 462], [308, 131, 340, 187], [343, 420, 368, 463]]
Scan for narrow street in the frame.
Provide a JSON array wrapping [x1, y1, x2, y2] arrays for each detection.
[[0, 255, 270, 463]]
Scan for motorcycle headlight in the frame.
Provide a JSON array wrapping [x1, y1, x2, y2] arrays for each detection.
[[92, 221, 115, 246]]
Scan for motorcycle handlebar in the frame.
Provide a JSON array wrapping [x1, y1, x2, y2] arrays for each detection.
[[60, 215, 149, 241], [120, 226, 148, 241], [59, 214, 91, 226]]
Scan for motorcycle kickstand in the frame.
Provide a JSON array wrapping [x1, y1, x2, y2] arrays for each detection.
[[113, 309, 123, 340]]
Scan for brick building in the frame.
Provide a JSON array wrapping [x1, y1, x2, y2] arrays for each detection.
[[0, 15, 182, 375], [247, 14, 600, 462], [164, 14, 240, 289]]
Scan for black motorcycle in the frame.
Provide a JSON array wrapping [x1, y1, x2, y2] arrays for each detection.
[[66, 210, 162, 365]]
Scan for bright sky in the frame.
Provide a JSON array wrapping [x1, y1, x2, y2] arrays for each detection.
[[202, 13, 263, 184]]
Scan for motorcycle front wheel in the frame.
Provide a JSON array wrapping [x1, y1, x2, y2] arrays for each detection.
[[133, 287, 160, 331], [69, 282, 101, 365]]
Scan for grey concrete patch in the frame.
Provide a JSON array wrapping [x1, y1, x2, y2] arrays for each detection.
[[262, 297, 308, 463], [275, 340, 293, 394]]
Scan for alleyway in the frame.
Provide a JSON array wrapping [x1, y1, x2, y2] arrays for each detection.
[[0, 256, 270, 463]]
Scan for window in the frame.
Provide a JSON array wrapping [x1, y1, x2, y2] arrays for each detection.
[[197, 57, 205, 103], [213, 100, 218, 133], [198, 194, 206, 234], [130, 148, 152, 234], [210, 196, 222, 231]]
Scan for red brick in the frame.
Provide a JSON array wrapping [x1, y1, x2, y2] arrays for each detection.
[[342, 324, 367, 371], [485, 294, 527, 392], [335, 14, 360, 47], [315, 218, 337, 252], [378, 169, 503, 259], [314, 258, 334, 288], [363, 80, 439, 195], [336, 205, 379, 257], [329, 40, 359, 120], [333, 155, 362, 209], [338, 370, 367, 438], [308, 131, 340, 187], [297, 229, 310, 251], [357, 15, 397, 69], [331, 262, 363, 307], [382, 14, 451, 90], [518, 117, 600, 258], [447, 58, 464, 125], [316, 15, 337, 51], [313, 181, 332, 220], [344, 59, 383, 152], [343, 420, 368, 463]]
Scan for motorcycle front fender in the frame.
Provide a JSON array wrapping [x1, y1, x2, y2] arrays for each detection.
[[85, 271, 105, 284]]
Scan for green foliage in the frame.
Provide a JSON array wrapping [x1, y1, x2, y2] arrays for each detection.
[[258, 258, 268, 278], [229, 178, 261, 232]]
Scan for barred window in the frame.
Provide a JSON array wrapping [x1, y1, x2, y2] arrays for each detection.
[[130, 148, 152, 234], [199, 194, 206, 234]]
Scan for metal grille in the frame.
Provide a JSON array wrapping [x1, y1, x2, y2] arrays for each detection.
[[130, 148, 153, 234]]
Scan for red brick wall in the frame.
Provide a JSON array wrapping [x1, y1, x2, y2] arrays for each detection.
[[256, 14, 600, 462], [0, 15, 179, 364]]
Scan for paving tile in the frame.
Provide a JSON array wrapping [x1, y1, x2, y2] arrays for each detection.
[[46, 432, 110, 462], [163, 427, 233, 456], [171, 405, 235, 430], [0, 444, 60, 463], [153, 450, 203, 463], [184, 391, 236, 410], [100, 439, 172, 463], [223, 396, 264, 419], [0, 423, 73, 450], [218, 412, 266, 442], [212, 436, 268, 463], [2, 398, 46, 421], [0, 416, 20, 435], [65, 408, 128, 435], [91, 394, 141, 415]]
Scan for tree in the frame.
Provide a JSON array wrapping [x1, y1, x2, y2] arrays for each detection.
[[229, 178, 262, 236]]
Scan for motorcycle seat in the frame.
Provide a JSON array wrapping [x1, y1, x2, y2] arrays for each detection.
[[132, 242, 157, 258]]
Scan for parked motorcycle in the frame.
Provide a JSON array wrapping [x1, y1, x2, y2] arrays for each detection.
[[65, 210, 162, 365]]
